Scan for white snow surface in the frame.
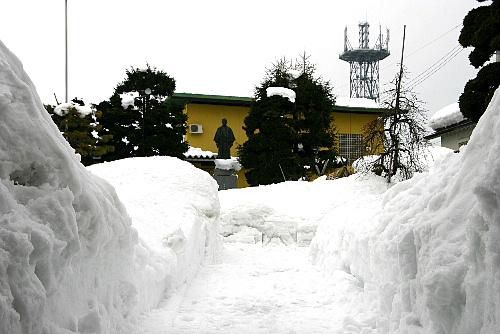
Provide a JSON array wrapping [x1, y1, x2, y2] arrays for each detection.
[[134, 148, 449, 334], [335, 96, 380, 109], [53, 101, 93, 117], [0, 40, 220, 334], [312, 88, 500, 333], [3, 35, 500, 334], [266, 87, 296, 103], [88, 156, 221, 272], [214, 158, 241, 171], [219, 180, 352, 247], [135, 243, 372, 334], [0, 40, 137, 334], [218, 147, 448, 247], [429, 102, 465, 130]]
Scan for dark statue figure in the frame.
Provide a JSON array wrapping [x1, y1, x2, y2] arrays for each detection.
[[214, 118, 235, 159]]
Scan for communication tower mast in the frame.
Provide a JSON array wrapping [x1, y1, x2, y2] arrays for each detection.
[[340, 22, 390, 101]]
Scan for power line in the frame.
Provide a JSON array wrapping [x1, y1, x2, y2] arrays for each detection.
[[378, 45, 464, 105], [380, 23, 461, 72], [406, 45, 462, 86], [409, 48, 463, 89], [406, 23, 461, 58], [408, 47, 463, 90]]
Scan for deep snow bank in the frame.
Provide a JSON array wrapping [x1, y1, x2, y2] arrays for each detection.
[[88, 157, 221, 310], [219, 180, 358, 245], [311, 88, 500, 333], [218, 148, 448, 246], [0, 40, 220, 334], [0, 41, 137, 333]]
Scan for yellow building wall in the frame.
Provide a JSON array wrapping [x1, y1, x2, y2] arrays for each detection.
[[185, 103, 250, 188], [185, 103, 250, 157], [333, 112, 379, 134], [185, 104, 380, 187], [333, 112, 383, 158]]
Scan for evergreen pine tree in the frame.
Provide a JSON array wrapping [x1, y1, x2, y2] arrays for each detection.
[[97, 65, 188, 160], [239, 56, 337, 186], [45, 99, 114, 165], [458, 0, 500, 121]]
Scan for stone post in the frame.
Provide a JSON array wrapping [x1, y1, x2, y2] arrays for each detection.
[[213, 159, 240, 190]]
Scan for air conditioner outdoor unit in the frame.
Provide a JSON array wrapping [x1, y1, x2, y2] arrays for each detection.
[[189, 124, 203, 134]]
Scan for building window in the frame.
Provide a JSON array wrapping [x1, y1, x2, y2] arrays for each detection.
[[338, 133, 364, 164]]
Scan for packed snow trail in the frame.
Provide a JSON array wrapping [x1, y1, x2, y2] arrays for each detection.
[[134, 242, 377, 334]]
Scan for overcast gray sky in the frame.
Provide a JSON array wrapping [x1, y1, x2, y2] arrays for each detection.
[[0, 0, 479, 113]]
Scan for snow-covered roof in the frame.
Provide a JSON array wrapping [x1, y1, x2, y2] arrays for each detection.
[[53, 101, 92, 117], [429, 102, 465, 130], [335, 96, 380, 109], [184, 146, 217, 159], [266, 87, 296, 103]]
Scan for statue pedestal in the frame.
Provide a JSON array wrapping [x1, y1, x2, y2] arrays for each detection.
[[213, 159, 240, 190], [213, 168, 237, 190]]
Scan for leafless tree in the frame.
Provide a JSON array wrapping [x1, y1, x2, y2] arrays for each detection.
[[361, 71, 429, 183]]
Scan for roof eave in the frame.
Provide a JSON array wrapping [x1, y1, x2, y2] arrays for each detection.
[[425, 119, 476, 139], [172, 93, 254, 107], [332, 105, 386, 114]]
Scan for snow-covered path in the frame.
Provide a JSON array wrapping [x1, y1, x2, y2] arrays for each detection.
[[135, 242, 376, 334]]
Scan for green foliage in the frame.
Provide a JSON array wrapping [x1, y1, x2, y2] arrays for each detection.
[[46, 99, 114, 165], [240, 93, 300, 185], [114, 65, 176, 97], [459, 0, 500, 120], [239, 56, 337, 186], [97, 65, 188, 160], [459, 0, 500, 68], [459, 62, 500, 122]]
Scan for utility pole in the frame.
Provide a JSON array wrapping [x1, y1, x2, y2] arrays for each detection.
[[388, 25, 406, 183], [395, 25, 406, 110], [65, 0, 68, 103]]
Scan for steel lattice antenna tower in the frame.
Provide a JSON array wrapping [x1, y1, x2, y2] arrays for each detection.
[[340, 22, 390, 101]]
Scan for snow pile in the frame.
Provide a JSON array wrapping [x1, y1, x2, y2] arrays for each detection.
[[266, 87, 296, 103], [219, 180, 361, 246], [88, 157, 221, 296], [429, 102, 465, 130], [120, 91, 139, 109], [0, 40, 220, 334], [53, 101, 92, 117], [0, 40, 138, 333], [311, 88, 500, 333], [214, 158, 241, 171], [219, 147, 447, 247], [335, 96, 380, 109]]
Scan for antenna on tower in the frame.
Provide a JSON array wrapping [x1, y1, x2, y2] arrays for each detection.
[[339, 22, 390, 101]]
